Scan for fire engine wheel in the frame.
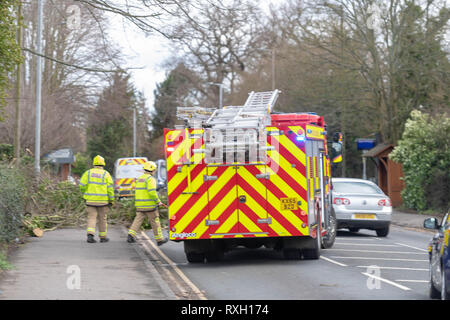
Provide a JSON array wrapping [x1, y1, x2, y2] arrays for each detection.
[[205, 250, 224, 263], [321, 210, 337, 249], [302, 236, 321, 260], [303, 223, 321, 260], [283, 248, 302, 260], [186, 252, 205, 263]]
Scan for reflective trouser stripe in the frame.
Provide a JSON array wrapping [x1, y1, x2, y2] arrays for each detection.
[[129, 210, 163, 241], [87, 227, 96, 234]]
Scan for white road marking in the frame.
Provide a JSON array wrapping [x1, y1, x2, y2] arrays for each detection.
[[140, 231, 207, 300], [356, 266, 428, 271], [335, 238, 377, 241], [395, 280, 428, 283], [362, 272, 411, 291], [331, 256, 428, 262], [335, 243, 400, 247], [320, 256, 348, 267], [395, 243, 428, 253], [328, 248, 427, 255]]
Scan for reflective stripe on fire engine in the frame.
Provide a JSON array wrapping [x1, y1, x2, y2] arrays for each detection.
[[166, 126, 309, 240]]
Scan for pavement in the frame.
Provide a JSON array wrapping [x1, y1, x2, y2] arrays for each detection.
[[0, 226, 175, 300], [390, 209, 443, 231], [0, 209, 442, 300]]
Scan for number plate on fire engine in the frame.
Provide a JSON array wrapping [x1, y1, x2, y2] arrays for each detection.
[[281, 198, 298, 211], [353, 214, 376, 219]]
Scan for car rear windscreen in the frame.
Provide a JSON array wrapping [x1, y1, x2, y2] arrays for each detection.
[[333, 181, 383, 194], [116, 164, 144, 179]]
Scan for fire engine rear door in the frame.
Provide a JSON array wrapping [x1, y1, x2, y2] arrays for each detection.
[[205, 165, 239, 236], [166, 129, 209, 240], [236, 163, 269, 235]]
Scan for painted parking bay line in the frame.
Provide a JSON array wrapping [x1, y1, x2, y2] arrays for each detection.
[[356, 266, 428, 271], [327, 248, 428, 255], [395, 243, 428, 253], [395, 280, 428, 283], [334, 242, 400, 247], [320, 256, 348, 267], [331, 256, 428, 262], [362, 272, 412, 291]]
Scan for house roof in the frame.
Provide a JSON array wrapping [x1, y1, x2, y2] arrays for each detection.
[[362, 143, 394, 157]]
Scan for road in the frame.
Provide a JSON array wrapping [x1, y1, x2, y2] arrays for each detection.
[[148, 225, 433, 300]]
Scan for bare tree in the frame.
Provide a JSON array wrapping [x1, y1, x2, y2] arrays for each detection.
[[164, 0, 265, 107], [0, 0, 123, 155]]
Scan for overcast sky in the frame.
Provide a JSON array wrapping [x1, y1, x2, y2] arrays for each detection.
[[108, 15, 172, 114], [107, 1, 277, 115]]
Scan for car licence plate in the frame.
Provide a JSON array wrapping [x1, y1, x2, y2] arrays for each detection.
[[353, 214, 376, 220]]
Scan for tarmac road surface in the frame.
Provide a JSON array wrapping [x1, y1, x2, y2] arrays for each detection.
[[0, 220, 436, 300], [152, 225, 434, 300]]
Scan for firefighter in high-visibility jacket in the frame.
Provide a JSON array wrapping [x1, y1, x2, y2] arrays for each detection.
[[79, 155, 114, 243], [127, 161, 168, 246]]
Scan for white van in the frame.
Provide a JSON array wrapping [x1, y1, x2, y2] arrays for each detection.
[[113, 157, 148, 198]]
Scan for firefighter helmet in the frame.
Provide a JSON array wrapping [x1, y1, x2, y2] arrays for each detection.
[[143, 161, 157, 172], [93, 155, 105, 166]]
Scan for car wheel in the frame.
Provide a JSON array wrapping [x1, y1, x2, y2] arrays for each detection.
[[429, 265, 441, 299], [376, 226, 390, 237], [442, 265, 449, 300]]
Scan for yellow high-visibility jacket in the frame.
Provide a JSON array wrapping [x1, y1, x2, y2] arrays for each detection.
[[134, 173, 160, 212], [79, 167, 114, 206]]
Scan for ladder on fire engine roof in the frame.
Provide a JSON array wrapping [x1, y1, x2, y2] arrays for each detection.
[[175, 90, 280, 129], [205, 89, 280, 129]]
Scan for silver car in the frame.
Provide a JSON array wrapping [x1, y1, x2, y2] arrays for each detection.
[[331, 178, 392, 237]]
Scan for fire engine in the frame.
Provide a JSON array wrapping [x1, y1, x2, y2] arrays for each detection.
[[164, 90, 342, 262]]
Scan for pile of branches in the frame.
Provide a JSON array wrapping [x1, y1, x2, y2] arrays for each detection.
[[24, 171, 87, 233], [2, 165, 170, 237]]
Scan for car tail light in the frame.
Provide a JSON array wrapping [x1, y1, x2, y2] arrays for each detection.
[[378, 199, 392, 206], [333, 197, 350, 205]]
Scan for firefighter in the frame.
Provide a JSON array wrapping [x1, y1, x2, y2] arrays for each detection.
[[127, 161, 168, 246], [79, 155, 115, 243]]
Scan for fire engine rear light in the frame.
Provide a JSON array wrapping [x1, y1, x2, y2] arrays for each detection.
[[296, 135, 306, 142], [167, 147, 175, 152], [333, 197, 350, 205], [171, 227, 176, 232], [378, 199, 392, 207]]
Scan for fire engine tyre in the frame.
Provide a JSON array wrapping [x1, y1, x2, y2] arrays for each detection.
[[205, 250, 224, 263], [303, 228, 321, 260], [321, 210, 337, 249], [376, 226, 390, 237], [186, 252, 205, 263], [283, 248, 302, 260]]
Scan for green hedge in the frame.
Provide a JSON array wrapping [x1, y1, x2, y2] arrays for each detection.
[[391, 110, 450, 211], [0, 164, 26, 242]]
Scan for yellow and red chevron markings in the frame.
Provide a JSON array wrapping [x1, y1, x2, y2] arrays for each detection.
[[165, 126, 310, 241], [119, 158, 146, 165]]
